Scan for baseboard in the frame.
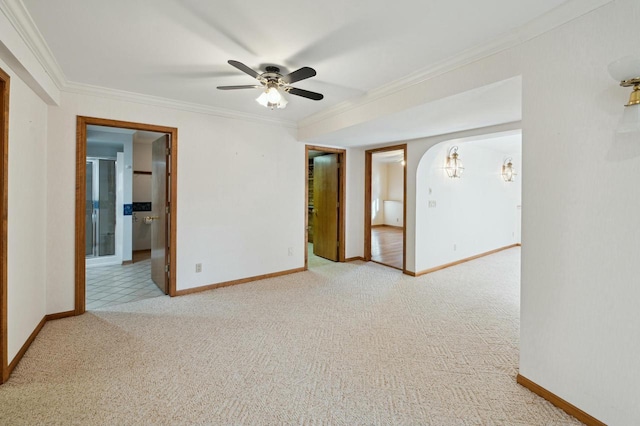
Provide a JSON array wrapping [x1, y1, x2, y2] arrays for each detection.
[[121, 260, 133, 266], [174, 267, 306, 296], [6, 315, 46, 377], [516, 374, 605, 426], [412, 244, 520, 277], [345, 256, 365, 262], [45, 310, 76, 321]]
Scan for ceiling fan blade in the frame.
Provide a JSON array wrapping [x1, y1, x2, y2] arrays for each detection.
[[217, 85, 263, 90], [287, 87, 324, 101], [227, 60, 260, 79], [281, 67, 316, 84]]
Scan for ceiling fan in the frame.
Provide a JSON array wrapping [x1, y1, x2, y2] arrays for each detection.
[[217, 60, 324, 109]]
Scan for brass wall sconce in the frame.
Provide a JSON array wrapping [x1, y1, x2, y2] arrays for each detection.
[[608, 56, 640, 134], [445, 146, 464, 178], [501, 158, 516, 182]]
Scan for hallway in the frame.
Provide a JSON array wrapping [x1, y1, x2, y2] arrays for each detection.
[[371, 225, 403, 269]]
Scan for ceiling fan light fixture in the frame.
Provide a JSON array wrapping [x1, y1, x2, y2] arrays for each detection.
[[220, 60, 323, 110], [256, 85, 287, 109]]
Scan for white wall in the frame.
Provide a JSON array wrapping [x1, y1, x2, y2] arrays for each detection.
[[344, 147, 364, 260], [371, 158, 387, 225], [1, 57, 48, 363], [383, 161, 404, 226], [309, 1, 640, 422], [132, 138, 152, 251], [414, 138, 521, 272], [386, 161, 404, 202], [45, 90, 305, 311], [122, 138, 132, 262]]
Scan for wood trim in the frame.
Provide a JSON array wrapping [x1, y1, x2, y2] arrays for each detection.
[[0, 67, 9, 384], [517, 374, 606, 426], [364, 144, 407, 271], [173, 267, 305, 296], [76, 116, 179, 316], [45, 310, 76, 321], [305, 145, 347, 267], [2, 310, 76, 382], [371, 260, 403, 271], [6, 316, 46, 377], [121, 260, 133, 266], [364, 150, 372, 261], [372, 224, 403, 229], [410, 244, 520, 277], [345, 256, 365, 262]]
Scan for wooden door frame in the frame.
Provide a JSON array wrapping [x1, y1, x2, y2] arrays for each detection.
[[0, 68, 9, 384], [75, 117, 178, 315], [305, 145, 346, 269], [365, 144, 407, 272]]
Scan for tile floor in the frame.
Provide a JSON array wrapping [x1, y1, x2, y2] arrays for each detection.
[[85, 257, 165, 310]]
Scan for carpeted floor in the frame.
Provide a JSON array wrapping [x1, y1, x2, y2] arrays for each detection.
[[0, 247, 582, 425]]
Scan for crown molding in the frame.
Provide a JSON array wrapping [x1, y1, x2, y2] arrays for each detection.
[[1, 0, 295, 128], [0, 0, 66, 89], [63, 82, 297, 128], [299, 0, 613, 128]]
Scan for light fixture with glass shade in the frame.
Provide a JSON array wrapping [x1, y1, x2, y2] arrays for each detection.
[[608, 56, 640, 135], [501, 158, 516, 182], [445, 146, 464, 178], [256, 83, 288, 109]]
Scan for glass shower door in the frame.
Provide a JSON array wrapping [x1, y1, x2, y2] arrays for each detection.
[[86, 158, 116, 258], [85, 162, 94, 256]]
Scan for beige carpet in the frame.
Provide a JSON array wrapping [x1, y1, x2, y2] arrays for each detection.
[[0, 248, 581, 425]]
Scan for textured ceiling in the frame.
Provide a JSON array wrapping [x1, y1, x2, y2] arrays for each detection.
[[22, 0, 567, 128]]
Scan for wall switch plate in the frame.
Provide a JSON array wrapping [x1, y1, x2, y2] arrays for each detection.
[[428, 200, 436, 208], [195, 263, 202, 273], [287, 247, 293, 256]]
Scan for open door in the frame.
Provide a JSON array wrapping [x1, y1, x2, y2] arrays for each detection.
[[151, 135, 169, 293], [313, 153, 339, 261]]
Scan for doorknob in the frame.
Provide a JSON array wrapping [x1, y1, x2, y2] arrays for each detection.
[[143, 216, 159, 225]]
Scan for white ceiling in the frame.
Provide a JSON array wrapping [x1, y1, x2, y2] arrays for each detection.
[[22, 0, 570, 144]]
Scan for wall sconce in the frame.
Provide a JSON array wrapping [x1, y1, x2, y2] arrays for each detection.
[[501, 158, 516, 182], [445, 146, 464, 178], [608, 56, 640, 134]]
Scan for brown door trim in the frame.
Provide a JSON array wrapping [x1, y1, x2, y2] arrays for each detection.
[[0, 67, 9, 384], [305, 145, 346, 269], [75, 116, 178, 315], [364, 144, 407, 272]]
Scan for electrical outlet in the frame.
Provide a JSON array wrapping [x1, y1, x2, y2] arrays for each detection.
[[288, 247, 293, 256], [428, 200, 436, 208], [195, 263, 202, 273], [453, 244, 457, 251]]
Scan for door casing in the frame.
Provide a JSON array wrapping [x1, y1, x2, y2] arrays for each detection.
[[365, 144, 407, 273], [75, 117, 178, 315], [0, 67, 10, 384], [305, 145, 346, 269]]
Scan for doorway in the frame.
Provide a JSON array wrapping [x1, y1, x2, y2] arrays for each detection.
[[305, 145, 346, 269], [365, 145, 407, 272], [75, 117, 178, 315]]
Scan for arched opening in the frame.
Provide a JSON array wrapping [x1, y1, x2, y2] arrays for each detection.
[[414, 131, 522, 274]]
